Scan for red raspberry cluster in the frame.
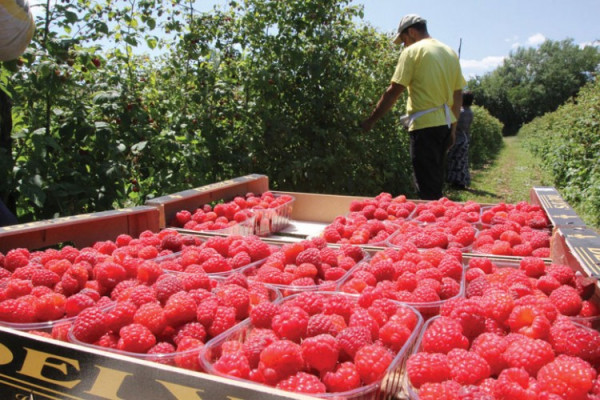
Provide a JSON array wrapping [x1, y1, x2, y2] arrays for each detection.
[[245, 238, 366, 294], [171, 192, 294, 232], [204, 291, 420, 395], [481, 201, 550, 230], [388, 219, 478, 250], [66, 272, 274, 371], [473, 222, 551, 257], [155, 235, 276, 274], [339, 246, 464, 317], [407, 256, 600, 399], [0, 230, 200, 325], [321, 192, 415, 244], [322, 215, 399, 245], [411, 197, 481, 224]]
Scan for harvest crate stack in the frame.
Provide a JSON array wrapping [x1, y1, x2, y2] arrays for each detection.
[[0, 174, 598, 400]]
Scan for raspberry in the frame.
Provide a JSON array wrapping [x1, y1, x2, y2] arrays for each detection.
[[208, 306, 237, 338], [446, 298, 486, 339], [537, 274, 561, 295], [519, 256, 546, 278], [243, 328, 278, 368], [537, 355, 596, 400], [276, 371, 326, 394], [494, 368, 539, 400], [201, 256, 231, 274], [301, 334, 339, 373], [213, 351, 251, 379], [195, 297, 219, 329], [337, 326, 372, 360], [289, 292, 324, 315], [249, 301, 279, 328], [153, 275, 184, 304], [437, 257, 463, 281], [549, 316, 600, 362], [4, 249, 30, 272], [35, 293, 67, 321], [172, 322, 207, 345], [549, 285, 582, 316], [439, 277, 461, 299], [271, 306, 309, 342], [322, 294, 354, 323], [508, 304, 551, 339], [245, 239, 272, 261], [215, 284, 250, 320], [348, 308, 380, 341], [471, 332, 509, 376], [31, 268, 61, 288], [322, 362, 361, 393], [421, 316, 469, 354], [64, 293, 96, 318], [354, 343, 393, 384], [378, 319, 412, 352], [502, 336, 555, 376], [306, 313, 346, 337], [105, 300, 136, 333], [295, 247, 321, 266], [447, 348, 491, 385], [164, 291, 197, 326], [133, 302, 167, 336], [117, 323, 156, 353], [546, 264, 575, 285], [174, 337, 204, 371], [117, 283, 157, 307], [258, 339, 305, 385], [71, 306, 108, 343], [406, 352, 451, 388], [480, 289, 514, 323]]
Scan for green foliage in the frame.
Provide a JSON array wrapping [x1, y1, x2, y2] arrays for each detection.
[[468, 105, 503, 169], [469, 39, 600, 135], [6, 0, 508, 222], [521, 79, 600, 228]]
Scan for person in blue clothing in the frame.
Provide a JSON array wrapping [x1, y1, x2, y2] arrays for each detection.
[[0, 0, 35, 226], [446, 90, 474, 190]]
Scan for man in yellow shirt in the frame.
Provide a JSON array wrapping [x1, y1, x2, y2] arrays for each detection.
[[362, 14, 466, 200]]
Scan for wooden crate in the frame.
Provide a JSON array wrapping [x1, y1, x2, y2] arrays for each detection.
[[0, 206, 160, 253]]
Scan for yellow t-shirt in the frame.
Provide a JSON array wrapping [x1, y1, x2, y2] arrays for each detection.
[[392, 38, 466, 131], [0, 0, 35, 61]]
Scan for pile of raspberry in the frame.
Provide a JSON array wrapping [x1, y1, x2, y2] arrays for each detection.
[[170, 192, 294, 232], [473, 221, 551, 257], [411, 197, 481, 225], [406, 256, 600, 399], [339, 246, 464, 317], [321, 192, 416, 244], [387, 218, 478, 250], [322, 215, 400, 245], [244, 238, 367, 294], [155, 235, 276, 274], [204, 291, 421, 395], [0, 230, 201, 325], [480, 201, 550, 230], [64, 271, 274, 371]]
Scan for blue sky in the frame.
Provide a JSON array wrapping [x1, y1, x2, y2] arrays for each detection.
[[31, 0, 600, 79]]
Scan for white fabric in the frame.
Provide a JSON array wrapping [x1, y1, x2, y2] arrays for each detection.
[[400, 104, 451, 129]]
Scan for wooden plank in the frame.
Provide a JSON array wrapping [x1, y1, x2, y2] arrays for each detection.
[[552, 226, 600, 278], [0, 207, 160, 252], [145, 174, 269, 228]]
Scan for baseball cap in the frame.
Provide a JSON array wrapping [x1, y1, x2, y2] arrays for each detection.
[[392, 14, 426, 44]]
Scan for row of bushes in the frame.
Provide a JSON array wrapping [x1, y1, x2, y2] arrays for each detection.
[[469, 105, 504, 169], [521, 78, 600, 228], [1, 0, 505, 223]]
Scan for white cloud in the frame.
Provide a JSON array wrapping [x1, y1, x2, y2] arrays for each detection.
[[461, 56, 506, 78], [527, 33, 546, 46]]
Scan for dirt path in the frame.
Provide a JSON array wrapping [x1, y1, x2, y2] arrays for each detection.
[[446, 135, 552, 204]]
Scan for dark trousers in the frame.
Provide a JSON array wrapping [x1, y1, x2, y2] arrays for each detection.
[[409, 125, 451, 200], [0, 199, 17, 227]]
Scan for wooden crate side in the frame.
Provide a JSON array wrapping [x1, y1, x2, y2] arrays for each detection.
[[0, 207, 160, 252], [146, 174, 269, 228], [530, 186, 586, 228], [274, 191, 367, 223]]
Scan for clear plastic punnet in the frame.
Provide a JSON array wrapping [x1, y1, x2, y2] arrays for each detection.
[[200, 291, 424, 400]]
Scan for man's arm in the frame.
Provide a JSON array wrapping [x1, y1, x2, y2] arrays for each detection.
[[361, 82, 405, 132]]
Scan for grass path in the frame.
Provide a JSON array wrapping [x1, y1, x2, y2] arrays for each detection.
[[446, 135, 553, 204]]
